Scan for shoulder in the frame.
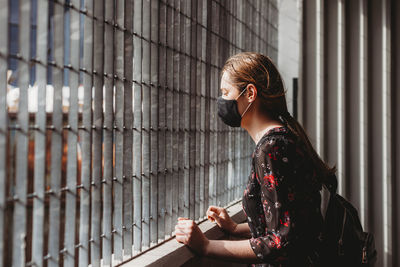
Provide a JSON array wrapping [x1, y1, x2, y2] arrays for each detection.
[[252, 127, 302, 187], [253, 126, 299, 158], [252, 127, 309, 178]]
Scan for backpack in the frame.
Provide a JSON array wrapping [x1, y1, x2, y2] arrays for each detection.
[[308, 183, 378, 266]]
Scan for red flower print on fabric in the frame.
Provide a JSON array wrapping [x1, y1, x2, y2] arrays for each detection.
[[268, 146, 279, 161], [264, 173, 278, 190], [269, 232, 282, 249], [242, 127, 333, 262], [280, 211, 290, 227]]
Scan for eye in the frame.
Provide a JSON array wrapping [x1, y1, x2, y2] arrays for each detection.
[[220, 88, 228, 96]]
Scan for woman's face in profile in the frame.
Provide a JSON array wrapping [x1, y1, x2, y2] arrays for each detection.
[[219, 71, 252, 119], [220, 72, 241, 101]]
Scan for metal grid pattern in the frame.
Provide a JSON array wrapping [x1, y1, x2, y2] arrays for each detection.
[[0, 0, 278, 266]]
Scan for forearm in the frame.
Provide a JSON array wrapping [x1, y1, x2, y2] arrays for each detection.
[[232, 222, 252, 238], [204, 239, 264, 264]]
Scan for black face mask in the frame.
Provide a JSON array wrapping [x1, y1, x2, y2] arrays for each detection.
[[217, 88, 253, 127]]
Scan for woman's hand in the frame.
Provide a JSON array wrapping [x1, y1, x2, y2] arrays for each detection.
[[175, 217, 210, 256], [206, 206, 237, 234]]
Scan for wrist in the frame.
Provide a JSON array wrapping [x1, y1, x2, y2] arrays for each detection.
[[202, 238, 211, 256], [230, 222, 238, 234]]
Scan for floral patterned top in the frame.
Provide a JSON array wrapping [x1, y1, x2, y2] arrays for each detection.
[[242, 126, 337, 267]]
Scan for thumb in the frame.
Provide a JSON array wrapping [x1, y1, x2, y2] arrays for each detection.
[[209, 211, 222, 223]]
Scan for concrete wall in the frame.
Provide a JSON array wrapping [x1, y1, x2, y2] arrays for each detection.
[[277, 0, 302, 115]]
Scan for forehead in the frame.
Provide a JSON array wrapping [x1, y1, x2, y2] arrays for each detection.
[[220, 72, 235, 90]]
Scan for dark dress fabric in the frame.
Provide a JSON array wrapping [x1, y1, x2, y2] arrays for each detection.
[[242, 126, 337, 267]]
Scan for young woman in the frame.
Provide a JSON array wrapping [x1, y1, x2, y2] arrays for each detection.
[[174, 52, 337, 266]]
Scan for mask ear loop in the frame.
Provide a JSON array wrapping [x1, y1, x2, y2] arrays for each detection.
[[235, 86, 248, 101], [237, 85, 254, 118], [240, 101, 253, 118]]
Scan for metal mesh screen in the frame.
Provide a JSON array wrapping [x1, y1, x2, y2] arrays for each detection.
[[0, 0, 278, 266]]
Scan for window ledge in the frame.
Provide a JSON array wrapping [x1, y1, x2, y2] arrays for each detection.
[[119, 200, 247, 267]]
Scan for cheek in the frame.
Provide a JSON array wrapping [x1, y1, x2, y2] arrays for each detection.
[[236, 99, 246, 114]]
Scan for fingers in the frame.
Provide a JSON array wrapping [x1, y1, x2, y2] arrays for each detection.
[[175, 228, 188, 244], [177, 218, 194, 227], [206, 211, 215, 222], [207, 206, 224, 223], [174, 222, 192, 245], [174, 225, 185, 235], [207, 211, 221, 223], [207, 205, 223, 213]]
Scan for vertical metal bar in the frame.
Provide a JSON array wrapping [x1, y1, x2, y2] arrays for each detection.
[[226, 0, 231, 205], [142, 0, 151, 250], [267, 0, 272, 55], [204, 0, 211, 210], [325, 0, 341, 204], [91, 0, 104, 265], [191, 1, 199, 220], [184, 0, 190, 219], [393, 1, 400, 264], [114, 0, 124, 260], [381, 1, 392, 265], [218, 0, 224, 207], [0, 0, 8, 265], [213, 0, 219, 207], [256, 0, 261, 52], [172, 0, 180, 223], [230, 0, 236, 200], [315, 0, 324, 162], [209, 0, 216, 207], [48, 0, 63, 266], [249, 0, 254, 52], [63, 0, 79, 266], [194, 0, 202, 220], [198, 0, 206, 218], [30, 0, 47, 267], [222, 0, 228, 207], [158, 0, 167, 241], [234, 0, 240, 199], [133, 0, 143, 254], [393, 2, 400, 265], [215, 0, 221, 207], [261, 0, 267, 55], [79, 0, 93, 265], [358, 0, 368, 231], [188, 0, 197, 221], [244, 0, 250, 51], [189, 0, 196, 220], [179, 0, 189, 219], [227, 0, 234, 204], [12, 1, 30, 266], [302, 0, 321, 190], [102, 0, 114, 263], [165, 0, 174, 236], [150, 0, 159, 246], [224, 0, 228, 206], [123, 0, 133, 257]]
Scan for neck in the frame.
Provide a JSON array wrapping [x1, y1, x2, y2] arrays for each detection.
[[242, 111, 284, 145]]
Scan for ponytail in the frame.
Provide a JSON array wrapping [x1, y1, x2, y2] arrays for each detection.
[[279, 112, 337, 191]]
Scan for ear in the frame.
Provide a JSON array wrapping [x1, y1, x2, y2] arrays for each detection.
[[246, 84, 257, 102]]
